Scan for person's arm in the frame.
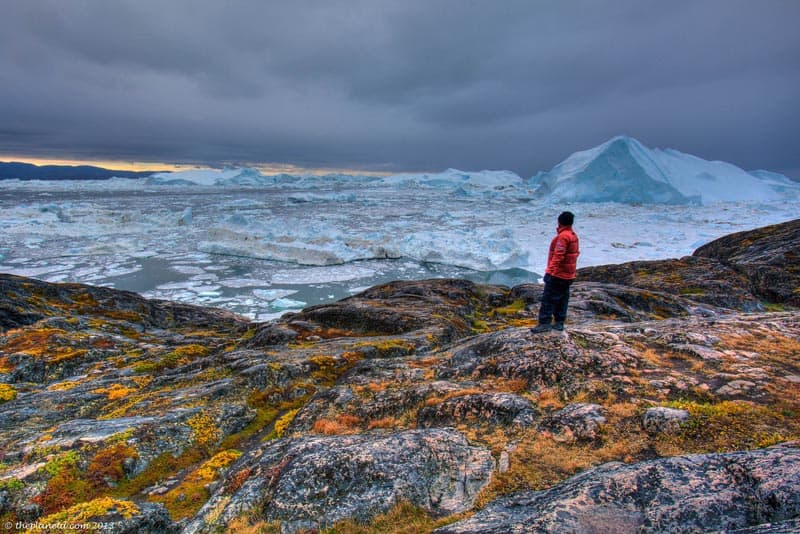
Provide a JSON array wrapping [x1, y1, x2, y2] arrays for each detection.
[[547, 236, 568, 274]]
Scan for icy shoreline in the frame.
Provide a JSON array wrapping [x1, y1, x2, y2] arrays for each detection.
[[1, 163, 798, 321]]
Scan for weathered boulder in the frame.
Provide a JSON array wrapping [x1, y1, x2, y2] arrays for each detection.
[[437, 327, 598, 393], [285, 278, 496, 341], [186, 428, 495, 533], [540, 403, 607, 441], [571, 282, 696, 321], [291, 380, 463, 432], [694, 218, 800, 306], [245, 323, 298, 347], [436, 443, 800, 533], [0, 273, 248, 333], [43, 416, 170, 449], [507, 283, 542, 306], [231, 351, 312, 390], [417, 393, 538, 428], [578, 256, 762, 311]]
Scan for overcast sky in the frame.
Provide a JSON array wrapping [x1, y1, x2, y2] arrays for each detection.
[[1, 0, 798, 176]]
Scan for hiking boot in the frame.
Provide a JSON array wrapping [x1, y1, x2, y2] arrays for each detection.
[[530, 324, 552, 334], [552, 322, 565, 331]]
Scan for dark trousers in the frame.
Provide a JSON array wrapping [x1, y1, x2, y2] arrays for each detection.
[[538, 273, 573, 324]]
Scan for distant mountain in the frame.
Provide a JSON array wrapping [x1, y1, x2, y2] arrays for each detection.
[[530, 136, 799, 205], [0, 161, 165, 180]]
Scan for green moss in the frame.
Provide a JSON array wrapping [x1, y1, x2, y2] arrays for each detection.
[[150, 450, 242, 521], [471, 319, 490, 334], [130, 344, 210, 373], [353, 339, 416, 356], [660, 399, 800, 453], [492, 299, 526, 316], [0, 478, 23, 492], [114, 447, 208, 498], [161, 344, 211, 368], [132, 362, 157, 373], [107, 429, 136, 444], [678, 287, 707, 296], [572, 335, 590, 349], [220, 407, 279, 450], [42, 451, 81, 477]]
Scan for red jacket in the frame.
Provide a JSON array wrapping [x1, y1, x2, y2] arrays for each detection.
[[546, 225, 579, 280]]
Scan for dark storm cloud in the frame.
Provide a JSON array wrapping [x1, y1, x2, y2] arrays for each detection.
[[0, 0, 798, 175]]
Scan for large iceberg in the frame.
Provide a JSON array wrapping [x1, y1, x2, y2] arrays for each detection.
[[146, 168, 283, 187], [531, 136, 798, 205], [142, 166, 529, 198], [378, 168, 527, 196], [144, 168, 386, 188]]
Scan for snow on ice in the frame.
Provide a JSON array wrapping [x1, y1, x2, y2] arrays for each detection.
[[531, 135, 798, 205]]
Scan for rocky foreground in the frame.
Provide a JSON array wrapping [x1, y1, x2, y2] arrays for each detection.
[[1, 219, 799, 533]]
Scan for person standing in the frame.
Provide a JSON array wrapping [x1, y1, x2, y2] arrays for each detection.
[[531, 211, 579, 333]]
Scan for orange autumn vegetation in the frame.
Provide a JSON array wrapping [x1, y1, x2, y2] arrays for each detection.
[[367, 416, 400, 430], [313, 413, 362, 435]]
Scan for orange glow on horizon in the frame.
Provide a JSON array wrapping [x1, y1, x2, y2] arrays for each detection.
[[0, 155, 198, 172], [0, 155, 394, 176]]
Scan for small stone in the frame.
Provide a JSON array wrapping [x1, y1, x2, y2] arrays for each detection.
[[498, 451, 510, 473], [716, 380, 757, 396], [642, 407, 690, 435], [147, 486, 170, 496]]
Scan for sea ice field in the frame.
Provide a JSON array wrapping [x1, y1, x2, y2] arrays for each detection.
[[0, 176, 796, 321]]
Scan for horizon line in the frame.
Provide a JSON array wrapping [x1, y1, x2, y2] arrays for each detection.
[[0, 156, 413, 177]]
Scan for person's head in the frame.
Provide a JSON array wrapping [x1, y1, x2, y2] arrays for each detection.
[[557, 211, 574, 227]]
